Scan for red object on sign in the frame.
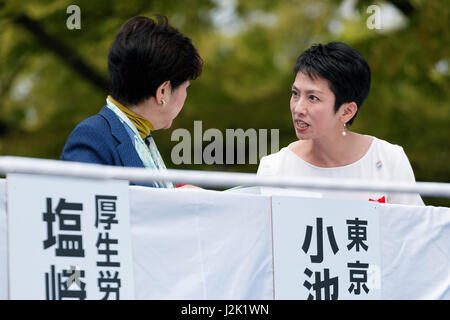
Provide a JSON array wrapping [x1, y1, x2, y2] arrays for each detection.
[[369, 196, 386, 203], [175, 184, 186, 188]]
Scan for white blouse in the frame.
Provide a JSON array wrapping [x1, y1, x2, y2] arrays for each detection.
[[257, 136, 424, 206]]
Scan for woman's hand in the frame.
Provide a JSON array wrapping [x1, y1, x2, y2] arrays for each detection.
[[176, 184, 203, 190]]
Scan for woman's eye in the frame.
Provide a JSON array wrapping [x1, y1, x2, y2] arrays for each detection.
[[309, 95, 319, 101], [291, 91, 298, 96]]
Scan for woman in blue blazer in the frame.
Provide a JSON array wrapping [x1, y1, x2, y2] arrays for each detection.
[[61, 15, 202, 188]]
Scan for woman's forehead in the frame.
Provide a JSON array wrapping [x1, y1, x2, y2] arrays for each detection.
[[293, 72, 332, 94]]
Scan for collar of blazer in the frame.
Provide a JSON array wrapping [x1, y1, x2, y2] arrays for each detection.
[[98, 106, 147, 169]]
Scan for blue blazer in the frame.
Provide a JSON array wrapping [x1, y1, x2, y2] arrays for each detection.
[[61, 106, 157, 187]]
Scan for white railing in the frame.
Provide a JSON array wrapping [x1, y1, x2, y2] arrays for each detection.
[[0, 156, 449, 198]]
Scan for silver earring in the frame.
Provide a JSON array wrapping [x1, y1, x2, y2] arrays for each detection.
[[342, 123, 347, 136], [161, 98, 166, 106]]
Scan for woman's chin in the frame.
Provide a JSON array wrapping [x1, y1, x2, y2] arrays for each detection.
[[296, 131, 308, 140]]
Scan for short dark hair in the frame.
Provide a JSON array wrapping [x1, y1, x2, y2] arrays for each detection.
[[293, 42, 371, 125], [108, 15, 203, 106]]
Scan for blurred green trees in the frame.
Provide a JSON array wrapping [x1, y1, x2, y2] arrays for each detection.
[[0, 0, 448, 205]]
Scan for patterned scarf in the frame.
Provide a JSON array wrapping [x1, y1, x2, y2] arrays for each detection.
[[106, 96, 173, 188]]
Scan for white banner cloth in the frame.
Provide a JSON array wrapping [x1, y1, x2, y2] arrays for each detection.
[[0, 180, 449, 299], [129, 186, 273, 299]]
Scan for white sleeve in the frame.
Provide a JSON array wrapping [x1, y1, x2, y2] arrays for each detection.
[[389, 147, 425, 206]]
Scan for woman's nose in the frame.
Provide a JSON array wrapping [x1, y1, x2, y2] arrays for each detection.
[[294, 98, 307, 115]]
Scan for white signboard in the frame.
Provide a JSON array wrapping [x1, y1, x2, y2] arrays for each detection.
[[7, 173, 134, 300], [272, 196, 381, 300]]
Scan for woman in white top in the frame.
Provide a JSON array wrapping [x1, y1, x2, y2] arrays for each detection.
[[257, 42, 424, 206]]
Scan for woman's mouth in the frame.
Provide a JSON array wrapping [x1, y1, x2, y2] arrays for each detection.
[[295, 120, 310, 131]]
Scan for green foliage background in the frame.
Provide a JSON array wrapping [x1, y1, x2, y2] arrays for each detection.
[[0, 0, 448, 206]]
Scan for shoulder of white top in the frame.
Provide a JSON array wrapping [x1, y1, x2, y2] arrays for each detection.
[[261, 146, 290, 161], [370, 136, 405, 153]]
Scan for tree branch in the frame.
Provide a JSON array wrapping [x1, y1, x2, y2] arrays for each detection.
[[359, 0, 415, 16], [12, 14, 109, 92], [386, 0, 415, 16]]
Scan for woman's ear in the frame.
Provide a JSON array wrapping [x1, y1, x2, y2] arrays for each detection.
[[339, 102, 358, 123], [155, 80, 171, 105]]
